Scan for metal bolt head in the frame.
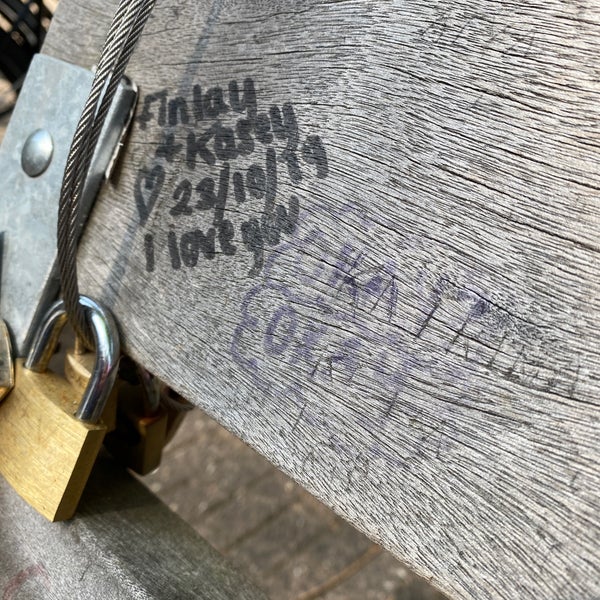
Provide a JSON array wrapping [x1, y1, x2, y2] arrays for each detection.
[[21, 129, 54, 177]]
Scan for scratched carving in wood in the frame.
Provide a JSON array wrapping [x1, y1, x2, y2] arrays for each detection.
[[42, 1, 600, 599]]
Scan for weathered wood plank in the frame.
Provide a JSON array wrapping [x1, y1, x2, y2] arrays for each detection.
[[41, 1, 600, 598], [0, 452, 268, 599]]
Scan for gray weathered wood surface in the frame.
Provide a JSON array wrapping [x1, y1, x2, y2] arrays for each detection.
[[42, 1, 600, 598], [0, 451, 268, 599]]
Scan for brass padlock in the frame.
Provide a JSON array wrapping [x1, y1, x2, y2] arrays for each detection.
[[67, 351, 169, 475], [105, 359, 170, 475], [0, 296, 120, 521], [104, 384, 169, 475], [65, 353, 187, 475]]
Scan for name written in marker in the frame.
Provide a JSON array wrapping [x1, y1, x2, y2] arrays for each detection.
[[134, 77, 329, 277]]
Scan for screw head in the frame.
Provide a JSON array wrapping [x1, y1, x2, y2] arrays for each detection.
[[21, 129, 54, 177]]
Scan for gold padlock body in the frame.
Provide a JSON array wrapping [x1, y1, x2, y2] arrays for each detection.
[[0, 359, 106, 522], [104, 392, 169, 475]]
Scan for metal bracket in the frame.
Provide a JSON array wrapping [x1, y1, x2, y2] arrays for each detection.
[[0, 54, 137, 356]]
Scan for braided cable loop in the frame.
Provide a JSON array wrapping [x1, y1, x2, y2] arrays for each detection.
[[57, 0, 156, 348]]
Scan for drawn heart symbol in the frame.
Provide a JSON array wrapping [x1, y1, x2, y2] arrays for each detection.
[[135, 165, 165, 226]]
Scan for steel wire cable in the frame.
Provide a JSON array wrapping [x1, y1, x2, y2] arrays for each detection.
[[57, 0, 156, 348]]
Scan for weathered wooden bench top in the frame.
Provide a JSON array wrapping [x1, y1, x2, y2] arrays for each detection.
[[40, 1, 600, 598], [0, 451, 268, 599]]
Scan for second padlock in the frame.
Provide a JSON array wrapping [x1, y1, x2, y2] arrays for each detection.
[[65, 352, 184, 476]]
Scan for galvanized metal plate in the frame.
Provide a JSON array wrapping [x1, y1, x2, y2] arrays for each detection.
[[0, 54, 136, 356]]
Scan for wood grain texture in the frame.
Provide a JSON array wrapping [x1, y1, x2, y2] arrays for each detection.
[[42, 1, 600, 598]]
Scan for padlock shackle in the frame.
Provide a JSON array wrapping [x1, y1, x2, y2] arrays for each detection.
[[25, 296, 120, 424], [75, 297, 120, 423], [24, 303, 68, 373]]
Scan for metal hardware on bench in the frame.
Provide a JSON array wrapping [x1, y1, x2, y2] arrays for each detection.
[[0, 294, 120, 521], [26, 295, 120, 423], [56, 0, 155, 347], [0, 54, 137, 356], [21, 128, 54, 177]]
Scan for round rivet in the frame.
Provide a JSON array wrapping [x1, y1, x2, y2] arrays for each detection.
[[21, 129, 54, 177]]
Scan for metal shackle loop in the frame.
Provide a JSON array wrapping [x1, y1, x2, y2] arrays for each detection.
[[25, 295, 120, 423]]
